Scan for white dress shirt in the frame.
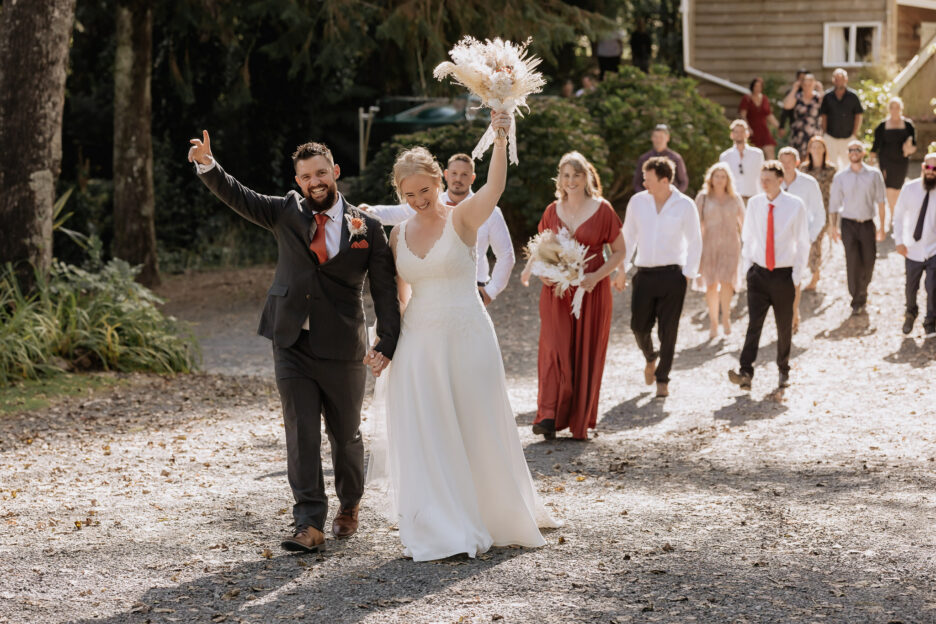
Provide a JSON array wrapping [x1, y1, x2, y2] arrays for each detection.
[[195, 156, 344, 330], [719, 145, 765, 197], [893, 178, 936, 262], [366, 190, 515, 299], [742, 191, 810, 286], [781, 171, 826, 242], [622, 186, 703, 279]]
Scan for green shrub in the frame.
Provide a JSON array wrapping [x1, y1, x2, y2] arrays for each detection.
[[854, 76, 893, 145], [580, 66, 729, 206], [0, 260, 200, 386], [345, 97, 609, 237]]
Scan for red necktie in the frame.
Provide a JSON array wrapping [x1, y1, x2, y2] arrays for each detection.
[[310, 213, 329, 264], [765, 203, 775, 271]]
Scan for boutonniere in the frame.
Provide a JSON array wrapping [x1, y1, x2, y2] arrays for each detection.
[[345, 212, 367, 240]]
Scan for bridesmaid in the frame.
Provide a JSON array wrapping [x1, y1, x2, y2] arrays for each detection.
[[695, 163, 745, 338], [739, 76, 779, 160], [798, 136, 837, 291], [521, 152, 626, 440]]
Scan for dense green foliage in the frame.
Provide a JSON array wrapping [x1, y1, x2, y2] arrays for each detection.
[[346, 97, 610, 235], [0, 260, 199, 386], [581, 66, 728, 204]]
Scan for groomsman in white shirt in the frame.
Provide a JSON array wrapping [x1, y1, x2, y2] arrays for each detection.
[[778, 147, 826, 332], [359, 153, 515, 304], [729, 161, 810, 391], [613, 156, 702, 398], [719, 119, 765, 203], [893, 152, 936, 337]]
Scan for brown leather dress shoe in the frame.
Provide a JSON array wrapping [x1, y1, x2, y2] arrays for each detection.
[[332, 504, 360, 539], [281, 526, 326, 553]]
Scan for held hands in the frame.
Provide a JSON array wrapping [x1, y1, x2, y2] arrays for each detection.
[[188, 130, 213, 165], [896, 244, 908, 257], [611, 271, 627, 292], [363, 348, 390, 377]]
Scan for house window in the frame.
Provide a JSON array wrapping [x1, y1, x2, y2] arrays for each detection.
[[823, 22, 881, 67]]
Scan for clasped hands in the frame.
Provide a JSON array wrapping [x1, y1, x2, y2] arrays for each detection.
[[363, 348, 390, 377]]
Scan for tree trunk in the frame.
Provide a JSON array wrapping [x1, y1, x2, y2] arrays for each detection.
[[113, 0, 159, 287], [0, 0, 77, 289]]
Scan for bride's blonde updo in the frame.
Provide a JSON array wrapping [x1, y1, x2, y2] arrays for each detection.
[[392, 147, 444, 201]]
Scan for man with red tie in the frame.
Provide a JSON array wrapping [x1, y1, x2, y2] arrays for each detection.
[[729, 160, 811, 391]]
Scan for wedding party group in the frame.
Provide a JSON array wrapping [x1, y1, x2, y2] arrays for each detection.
[[184, 37, 935, 563]]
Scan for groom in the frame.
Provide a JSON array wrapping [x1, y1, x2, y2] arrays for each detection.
[[188, 131, 400, 553]]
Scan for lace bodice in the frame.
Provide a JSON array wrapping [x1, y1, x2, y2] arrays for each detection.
[[395, 211, 484, 331]]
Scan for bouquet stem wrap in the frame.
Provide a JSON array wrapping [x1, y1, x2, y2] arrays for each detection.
[[433, 36, 545, 166]]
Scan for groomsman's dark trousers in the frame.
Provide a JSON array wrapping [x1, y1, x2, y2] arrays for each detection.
[[739, 265, 795, 378], [906, 255, 936, 327], [630, 265, 687, 384], [841, 217, 877, 309], [273, 330, 366, 532]]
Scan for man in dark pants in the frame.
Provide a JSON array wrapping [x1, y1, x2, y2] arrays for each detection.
[[614, 156, 702, 398], [187, 131, 400, 553], [729, 161, 810, 391], [828, 140, 887, 316], [894, 152, 936, 336]]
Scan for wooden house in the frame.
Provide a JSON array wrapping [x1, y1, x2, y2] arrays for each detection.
[[682, 0, 936, 147]]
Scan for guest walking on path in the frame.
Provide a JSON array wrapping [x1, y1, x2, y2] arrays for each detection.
[[522, 152, 626, 440], [893, 152, 936, 337], [694, 162, 745, 339], [778, 147, 827, 333], [728, 161, 810, 391], [720, 119, 765, 204], [820, 68, 863, 171], [828, 140, 887, 316], [782, 72, 822, 159], [798, 136, 838, 291], [633, 123, 689, 194], [739, 77, 779, 160], [613, 156, 702, 398], [871, 96, 917, 227]]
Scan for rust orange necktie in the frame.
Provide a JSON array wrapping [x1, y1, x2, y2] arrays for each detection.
[[310, 213, 329, 264], [765, 203, 775, 271]]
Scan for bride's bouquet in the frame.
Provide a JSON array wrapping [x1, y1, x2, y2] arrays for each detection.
[[433, 36, 546, 165], [525, 228, 594, 318]]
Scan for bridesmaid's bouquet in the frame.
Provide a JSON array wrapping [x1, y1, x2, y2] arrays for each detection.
[[525, 228, 594, 319], [433, 36, 546, 165]]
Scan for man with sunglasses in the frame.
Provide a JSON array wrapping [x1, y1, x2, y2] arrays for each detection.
[[893, 152, 936, 337], [828, 140, 886, 316], [720, 119, 765, 204]]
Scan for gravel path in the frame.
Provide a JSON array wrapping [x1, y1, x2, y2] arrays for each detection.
[[1, 236, 934, 624]]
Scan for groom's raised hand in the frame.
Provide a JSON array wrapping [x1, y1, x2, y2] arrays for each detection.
[[187, 130, 213, 165]]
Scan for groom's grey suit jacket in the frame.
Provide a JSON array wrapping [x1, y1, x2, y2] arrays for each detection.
[[197, 164, 400, 361]]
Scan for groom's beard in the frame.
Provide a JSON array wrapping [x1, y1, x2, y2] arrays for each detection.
[[924, 174, 936, 191], [304, 183, 338, 212]]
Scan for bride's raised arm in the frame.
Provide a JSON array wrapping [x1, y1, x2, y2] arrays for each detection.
[[453, 111, 511, 234]]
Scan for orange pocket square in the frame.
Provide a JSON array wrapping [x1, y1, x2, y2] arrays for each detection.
[[351, 240, 369, 249]]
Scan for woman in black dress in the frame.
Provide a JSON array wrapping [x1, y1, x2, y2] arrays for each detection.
[[871, 96, 916, 227]]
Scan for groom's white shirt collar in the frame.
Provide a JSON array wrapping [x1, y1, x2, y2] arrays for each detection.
[[303, 193, 344, 221]]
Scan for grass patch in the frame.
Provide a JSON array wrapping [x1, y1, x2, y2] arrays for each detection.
[[0, 372, 124, 416]]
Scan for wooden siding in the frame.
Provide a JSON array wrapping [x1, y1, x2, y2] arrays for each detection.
[[691, 0, 889, 87], [897, 4, 936, 64], [899, 49, 936, 119]]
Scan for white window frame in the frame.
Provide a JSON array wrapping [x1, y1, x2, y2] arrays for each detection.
[[822, 22, 882, 67]]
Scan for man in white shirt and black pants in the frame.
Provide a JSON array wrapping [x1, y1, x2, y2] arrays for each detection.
[[359, 153, 515, 304], [893, 152, 936, 337], [614, 156, 702, 398], [729, 161, 810, 391]]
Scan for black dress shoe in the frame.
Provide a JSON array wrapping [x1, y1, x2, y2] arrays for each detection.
[[902, 313, 916, 335], [924, 324, 936, 338], [532, 419, 556, 440], [727, 369, 752, 391], [778, 372, 790, 388]]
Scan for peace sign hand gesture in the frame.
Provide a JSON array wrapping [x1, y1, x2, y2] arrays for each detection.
[[187, 130, 213, 166]]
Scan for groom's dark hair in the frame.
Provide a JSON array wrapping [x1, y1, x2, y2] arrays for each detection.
[[292, 142, 334, 170]]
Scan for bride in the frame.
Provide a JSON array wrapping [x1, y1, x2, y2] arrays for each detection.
[[364, 111, 559, 561]]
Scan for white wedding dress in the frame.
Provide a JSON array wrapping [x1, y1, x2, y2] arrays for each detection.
[[367, 210, 559, 562]]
